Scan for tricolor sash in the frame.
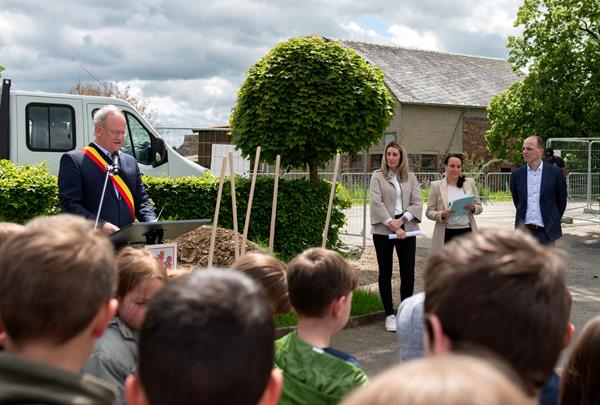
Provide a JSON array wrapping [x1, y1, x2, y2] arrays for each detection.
[[82, 145, 135, 220]]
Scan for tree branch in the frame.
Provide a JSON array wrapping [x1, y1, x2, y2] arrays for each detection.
[[580, 20, 600, 41]]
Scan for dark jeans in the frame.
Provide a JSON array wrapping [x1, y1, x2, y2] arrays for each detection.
[[444, 227, 472, 243], [373, 233, 416, 316], [528, 227, 554, 245]]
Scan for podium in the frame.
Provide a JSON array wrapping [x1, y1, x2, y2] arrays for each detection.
[[109, 219, 210, 246]]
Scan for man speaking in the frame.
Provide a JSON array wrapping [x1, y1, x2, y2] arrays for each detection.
[[58, 105, 156, 234]]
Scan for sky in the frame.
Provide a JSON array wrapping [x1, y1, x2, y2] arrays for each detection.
[[0, 0, 523, 129]]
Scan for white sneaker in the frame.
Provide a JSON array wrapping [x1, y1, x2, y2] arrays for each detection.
[[385, 315, 397, 332]]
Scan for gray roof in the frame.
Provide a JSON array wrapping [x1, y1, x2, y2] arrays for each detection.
[[339, 40, 519, 108]]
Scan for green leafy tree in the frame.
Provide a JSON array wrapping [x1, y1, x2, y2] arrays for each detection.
[[0, 65, 4, 78], [487, 0, 600, 161], [231, 35, 396, 181]]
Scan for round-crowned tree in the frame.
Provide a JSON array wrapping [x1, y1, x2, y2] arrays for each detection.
[[231, 35, 395, 181]]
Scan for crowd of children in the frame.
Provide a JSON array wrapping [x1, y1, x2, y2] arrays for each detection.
[[0, 215, 598, 405]]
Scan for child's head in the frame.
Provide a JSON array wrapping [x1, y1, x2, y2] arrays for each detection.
[[127, 269, 281, 405], [424, 229, 572, 395], [232, 252, 292, 315], [287, 248, 358, 319], [342, 354, 534, 405], [116, 247, 168, 330], [559, 316, 600, 405], [0, 214, 117, 347], [0, 222, 24, 246]]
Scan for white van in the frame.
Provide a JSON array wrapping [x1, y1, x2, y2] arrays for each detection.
[[0, 78, 210, 177]]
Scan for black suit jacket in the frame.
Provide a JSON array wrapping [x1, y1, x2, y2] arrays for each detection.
[[509, 162, 567, 241], [58, 144, 156, 228]]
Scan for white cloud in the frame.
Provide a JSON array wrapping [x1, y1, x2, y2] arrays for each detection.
[[0, 0, 523, 127], [388, 25, 440, 51], [340, 21, 382, 41]]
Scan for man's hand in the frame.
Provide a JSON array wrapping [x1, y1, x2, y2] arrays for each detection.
[[101, 222, 120, 235]]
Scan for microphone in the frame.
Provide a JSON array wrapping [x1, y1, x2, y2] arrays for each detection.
[[111, 151, 120, 175]]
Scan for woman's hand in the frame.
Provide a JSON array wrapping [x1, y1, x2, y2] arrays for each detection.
[[441, 209, 454, 221], [389, 218, 404, 231], [395, 227, 407, 240], [463, 203, 476, 213]]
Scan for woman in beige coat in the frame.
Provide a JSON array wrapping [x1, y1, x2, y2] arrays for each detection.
[[370, 141, 422, 332], [426, 154, 482, 256]]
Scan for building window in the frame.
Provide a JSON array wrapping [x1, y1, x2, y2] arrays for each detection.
[[371, 154, 383, 170], [420, 154, 437, 170], [26, 103, 76, 151], [408, 154, 418, 169]]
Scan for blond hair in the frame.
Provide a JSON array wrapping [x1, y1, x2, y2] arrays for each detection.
[[116, 247, 168, 299], [231, 252, 292, 315], [381, 141, 409, 182], [342, 354, 534, 405]]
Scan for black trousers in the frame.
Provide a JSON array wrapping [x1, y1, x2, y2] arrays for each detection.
[[444, 227, 472, 243], [373, 233, 416, 316]]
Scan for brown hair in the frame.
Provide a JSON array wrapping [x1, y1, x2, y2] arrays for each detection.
[[138, 269, 274, 405], [0, 214, 117, 345], [116, 247, 167, 300], [0, 222, 24, 246], [381, 141, 409, 182], [559, 316, 600, 405], [232, 252, 292, 315], [424, 229, 571, 395], [443, 153, 466, 188], [342, 354, 534, 405], [287, 247, 358, 317]]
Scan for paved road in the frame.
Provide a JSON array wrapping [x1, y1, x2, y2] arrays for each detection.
[[335, 202, 600, 377]]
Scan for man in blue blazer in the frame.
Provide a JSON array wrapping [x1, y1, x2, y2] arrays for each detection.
[[509, 136, 567, 244], [58, 105, 156, 235]]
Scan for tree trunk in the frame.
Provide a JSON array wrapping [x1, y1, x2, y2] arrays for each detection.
[[309, 163, 319, 183]]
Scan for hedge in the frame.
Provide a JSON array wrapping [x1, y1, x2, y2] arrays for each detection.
[[143, 174, 352, 260], [0, 160, 58, 223], [0, 161, 351, 260]]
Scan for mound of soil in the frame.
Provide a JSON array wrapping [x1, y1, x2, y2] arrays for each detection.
[[175, 225, 261, 267]]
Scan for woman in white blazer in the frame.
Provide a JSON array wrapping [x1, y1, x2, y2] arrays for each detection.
[[426, 154, 482, 256], [370, 141, 423, 332]]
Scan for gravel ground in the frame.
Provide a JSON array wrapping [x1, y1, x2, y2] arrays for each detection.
[[351, 245, 428, 308]]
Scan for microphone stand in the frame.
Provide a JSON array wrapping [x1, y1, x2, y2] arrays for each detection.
[[94, 161, 119, 229]]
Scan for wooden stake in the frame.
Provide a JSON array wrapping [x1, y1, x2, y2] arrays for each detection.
[[322, 153, 341, 248], [241, 146, 261, 256], [208, 155, 227, 267], [268, 155, 281, 255], [229, 152, 239, 260]]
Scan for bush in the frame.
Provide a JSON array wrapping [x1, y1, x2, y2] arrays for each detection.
[[143, 174, 352, 260], [0, 160, 58, 223]]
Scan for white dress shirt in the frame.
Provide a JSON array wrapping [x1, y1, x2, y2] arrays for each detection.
[[525, 161, 544, 227]]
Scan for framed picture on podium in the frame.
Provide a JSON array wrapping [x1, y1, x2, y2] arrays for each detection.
[[145, 243, 177, 270]]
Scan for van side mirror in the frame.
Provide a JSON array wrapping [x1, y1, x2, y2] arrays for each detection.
[[151, 136, 168, 167]]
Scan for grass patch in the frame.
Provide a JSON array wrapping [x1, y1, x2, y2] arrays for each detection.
[[274, 288, 383, 328]]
